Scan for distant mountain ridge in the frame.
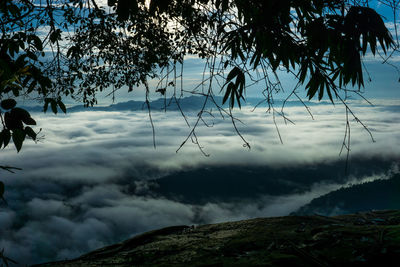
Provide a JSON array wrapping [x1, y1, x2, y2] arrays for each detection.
[[23, 96, 337, 113]]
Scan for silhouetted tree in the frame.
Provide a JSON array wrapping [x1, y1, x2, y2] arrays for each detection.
[[0, 0, 399, 197]]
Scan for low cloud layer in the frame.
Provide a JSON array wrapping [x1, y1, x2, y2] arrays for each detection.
[[0, 99, 399, 265]]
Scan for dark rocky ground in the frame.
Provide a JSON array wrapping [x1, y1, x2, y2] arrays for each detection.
[[35, 210, 400, 266]]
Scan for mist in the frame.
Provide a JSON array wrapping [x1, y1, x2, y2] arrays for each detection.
[[0, 99, 399, 265]]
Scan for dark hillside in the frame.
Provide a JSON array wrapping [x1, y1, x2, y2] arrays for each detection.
[[35, 210, 400, 267], [295, 174, 400, 216], [135, 159, 395, 204]]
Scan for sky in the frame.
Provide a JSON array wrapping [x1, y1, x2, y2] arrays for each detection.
[[91, 0, 400, 102], [1, 1, 400, 266], [25, 0, 400, 104]]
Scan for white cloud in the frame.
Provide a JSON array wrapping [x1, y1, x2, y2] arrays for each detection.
[[0, 100, 399, 265]]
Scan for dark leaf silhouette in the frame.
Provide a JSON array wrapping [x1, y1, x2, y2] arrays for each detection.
[[12, 128, 25, 152], [0, 99, 16, 110]]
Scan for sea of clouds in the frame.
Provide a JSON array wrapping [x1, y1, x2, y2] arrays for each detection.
[[0, 99, 399, 265]]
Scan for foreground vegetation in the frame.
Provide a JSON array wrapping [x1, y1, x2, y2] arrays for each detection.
[[36, 210, 400, 266]]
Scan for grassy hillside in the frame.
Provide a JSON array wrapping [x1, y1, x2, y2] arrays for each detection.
[[35, 210, 400, 266]]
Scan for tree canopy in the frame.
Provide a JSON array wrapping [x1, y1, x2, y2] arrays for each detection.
[[0, 0, 399, 198]]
